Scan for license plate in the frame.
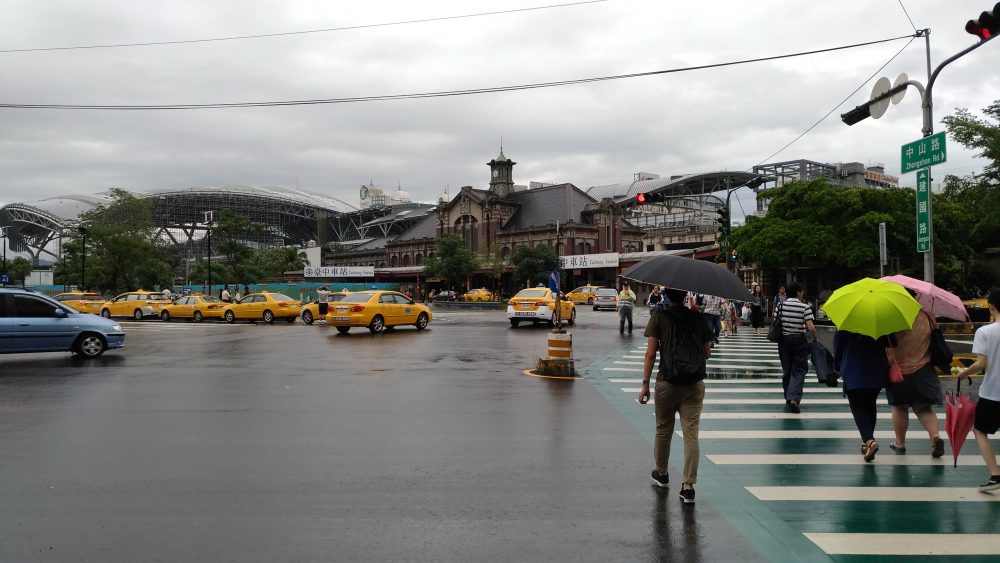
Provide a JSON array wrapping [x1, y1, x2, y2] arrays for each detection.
[[514, 312, 535, 317], [331, 316, 350, 321], [336, 307, 348, 313]]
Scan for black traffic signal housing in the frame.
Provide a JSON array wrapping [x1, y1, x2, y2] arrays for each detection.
[[730, 250, 738, 263], [635, 192, 666, 205], [716, 207, 730, 239], [966, 3, 1000, 40]]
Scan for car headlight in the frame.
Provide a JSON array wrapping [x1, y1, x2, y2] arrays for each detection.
[[112, 324, 122, 331]]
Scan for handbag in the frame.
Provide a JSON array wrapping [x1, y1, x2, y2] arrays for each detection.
[[766, 303, 783, 343], [924, 312, 954, 373], [887, 346, 904, 384]]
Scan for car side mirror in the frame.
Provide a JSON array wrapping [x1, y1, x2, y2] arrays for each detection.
[[54, 308, 68, 318]]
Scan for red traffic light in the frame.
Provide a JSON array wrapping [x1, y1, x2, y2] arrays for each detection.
[[967, 4, 1000, 40], [636, 193, 647, 204]]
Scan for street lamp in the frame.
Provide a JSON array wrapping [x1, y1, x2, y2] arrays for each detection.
[[77, 225, 88, 290], [204, 211, 214, 295], [1, 226, 8, 286]]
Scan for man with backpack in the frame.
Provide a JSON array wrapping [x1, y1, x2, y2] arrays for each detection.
[[637, 287, 713, 504]]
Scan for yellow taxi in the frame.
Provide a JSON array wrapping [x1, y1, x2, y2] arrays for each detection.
[[324, 290, 432, 334], [301, 291, 350, 325], [564, 285, 603, 304], [159, 294, 226, 322], [53, 291, 105, 314], [460, 288, 496, 302], [506, 288, 576, 327], [222, 292, 301, 324], [100, 290, 173, 320], [965, 297, 991, 322]]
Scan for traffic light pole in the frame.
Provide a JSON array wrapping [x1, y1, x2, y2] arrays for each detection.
[[841, 31, 994, 284]]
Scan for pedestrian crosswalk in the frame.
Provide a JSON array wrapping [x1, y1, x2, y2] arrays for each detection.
[[586, 331, 1000, 560]]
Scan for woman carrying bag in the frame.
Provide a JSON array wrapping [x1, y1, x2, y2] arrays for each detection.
[[885, 301, 946, 457]]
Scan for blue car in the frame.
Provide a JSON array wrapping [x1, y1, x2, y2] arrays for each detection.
[[0, 288, 125, 358]]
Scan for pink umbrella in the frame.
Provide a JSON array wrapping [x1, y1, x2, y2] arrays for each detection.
[[880, 274, 970, 322]]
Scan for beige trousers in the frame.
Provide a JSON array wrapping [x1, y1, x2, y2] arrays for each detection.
[[653, 380, 705, 485]]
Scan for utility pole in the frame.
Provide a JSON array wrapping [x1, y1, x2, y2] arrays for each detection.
[[204, 211, 214, 296], [1, 226, 7, 286], [841, 13, 997, 283], [77, 225, 88, 290]]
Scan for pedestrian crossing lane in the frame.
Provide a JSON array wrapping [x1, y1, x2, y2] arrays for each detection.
[[602, 331, 1000, 559]]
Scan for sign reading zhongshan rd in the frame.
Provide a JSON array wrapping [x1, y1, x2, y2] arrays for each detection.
[[916, 169, 930, 253], [901, 131, 947, 173], [558, 253, 619, 269], [304, 266, 375, 278]]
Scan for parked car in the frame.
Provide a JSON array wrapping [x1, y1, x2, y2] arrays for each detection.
[[325, 290, 432, 334], [52, 291, 105, 315], [0, 287, 124, 358], [222, 292, 301, 324], [100, 290, 172, 320], [592, 287, 619, 311], [301, 291, 350, 325], [565, 285, 603, 304], [507, 288, 576, 327], [433, 291, 458, 302], [159, 294, 226, 322]]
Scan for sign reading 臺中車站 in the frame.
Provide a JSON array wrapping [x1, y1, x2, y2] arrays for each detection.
[[558, 253, 619, 270], [304, 266, 375, 278]]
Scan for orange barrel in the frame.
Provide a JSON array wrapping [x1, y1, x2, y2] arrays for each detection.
[[547, 333, 573, 360]]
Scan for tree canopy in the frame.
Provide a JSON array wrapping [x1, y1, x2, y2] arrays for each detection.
[[422, 235, 479, 290], [510, 244, 559, 288]]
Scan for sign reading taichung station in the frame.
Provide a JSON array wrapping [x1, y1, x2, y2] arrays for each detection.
[[559, 253, 619, 269], [304, 266, 375, 278]]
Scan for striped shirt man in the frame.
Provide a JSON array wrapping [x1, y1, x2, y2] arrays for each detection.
[[779, 297, 814, 335]]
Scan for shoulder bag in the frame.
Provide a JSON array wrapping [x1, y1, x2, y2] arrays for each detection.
[[887, 346, 904, 384], [924, 311, 954, 373], [767, 302, 783, 343]]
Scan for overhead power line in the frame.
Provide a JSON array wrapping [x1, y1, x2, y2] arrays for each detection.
[[0, 0, 609, 54], [0, 34, 916, 111], [752, 36, 917, 168]]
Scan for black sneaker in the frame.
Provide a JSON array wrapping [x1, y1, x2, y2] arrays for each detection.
[[978, 475, 1000, 492], [650, 470, 669, 488], [679, 487, 695, 504]]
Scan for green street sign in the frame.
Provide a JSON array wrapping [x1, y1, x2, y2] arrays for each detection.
[[901, 131, 946, 173], [916, 168, 930, 253]]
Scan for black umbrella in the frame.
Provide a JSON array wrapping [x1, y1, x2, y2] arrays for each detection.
[[621, 255, 755, 302]]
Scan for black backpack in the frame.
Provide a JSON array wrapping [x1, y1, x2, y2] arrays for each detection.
[[660, 310, 707, 384]]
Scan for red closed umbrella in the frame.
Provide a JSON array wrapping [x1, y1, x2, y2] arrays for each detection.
[[945, 377, 978, 468]]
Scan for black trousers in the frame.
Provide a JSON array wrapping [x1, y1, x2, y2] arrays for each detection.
[[847, 388, 882, 443]]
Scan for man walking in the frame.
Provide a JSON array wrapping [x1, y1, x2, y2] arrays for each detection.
[[958, 287, 1000, 491], [777, 282, 816, 413], [703, 294, 723, 344], [618, 282, 637, 333], [637, 288, 713, 504]]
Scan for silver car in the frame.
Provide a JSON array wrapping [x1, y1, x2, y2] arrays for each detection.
[[592, 288, 619, 311]]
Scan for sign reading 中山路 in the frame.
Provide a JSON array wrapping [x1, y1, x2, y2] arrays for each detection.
[[304, 266, 375, 278], [916, 169, 930, 253], [901, 131, 946, 173], [558, 253, 619, 269]]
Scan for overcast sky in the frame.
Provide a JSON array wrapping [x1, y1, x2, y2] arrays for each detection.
[[1, 0, 997, 220]]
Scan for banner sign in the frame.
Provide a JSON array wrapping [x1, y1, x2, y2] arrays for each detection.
[[304, 266, 375, 278], [558, 253, 619, 269]]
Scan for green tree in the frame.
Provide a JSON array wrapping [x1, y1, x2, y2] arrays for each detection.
[[511, 244, 559, 289], [942, 98, 1000, 186], [213, 210, 263, 284], [9, 256, 33, 286], [255, 247, 307, 279], [730, 179, 973, 286], [55, 189, 176, 294], [422, 235, 479, 291], [188, 259, 233, 288]]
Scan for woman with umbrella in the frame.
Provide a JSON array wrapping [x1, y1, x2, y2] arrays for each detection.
[[834, 330, 892, 462], [886, 290, 945, 458]]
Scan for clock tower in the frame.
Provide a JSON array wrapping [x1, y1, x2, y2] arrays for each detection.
[[487, 148, 516, 198]]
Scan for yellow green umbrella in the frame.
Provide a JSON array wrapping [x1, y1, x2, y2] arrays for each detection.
[[820, 277, 921, 338]]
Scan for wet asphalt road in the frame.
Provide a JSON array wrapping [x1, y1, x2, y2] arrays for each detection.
[[0, 307, 767, 562]]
